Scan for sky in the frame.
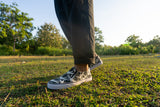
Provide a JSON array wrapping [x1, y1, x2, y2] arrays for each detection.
[[2, 0, 160, 46]]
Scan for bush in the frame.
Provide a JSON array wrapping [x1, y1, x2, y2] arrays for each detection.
[[139, 47, 149, 54], [0, 45, 19, 55], [119, 45, 132, 55], [0, 45, 35, 56], [35, 46, 72, 56]]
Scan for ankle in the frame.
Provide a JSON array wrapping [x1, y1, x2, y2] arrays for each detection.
[[75, 64, 89, 72]]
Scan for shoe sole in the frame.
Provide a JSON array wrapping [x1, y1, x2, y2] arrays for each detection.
[[47, 77, 92, 90]]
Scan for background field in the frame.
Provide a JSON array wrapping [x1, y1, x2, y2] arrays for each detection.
[[0, 55, 160, 106]]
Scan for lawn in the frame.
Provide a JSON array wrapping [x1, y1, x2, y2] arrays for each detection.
[[0, 55, 159, 106]]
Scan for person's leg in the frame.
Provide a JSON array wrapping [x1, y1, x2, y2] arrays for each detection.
[[54, 0, 72, 42], [47, 0, 102, 89], [54, 0, 95, 66]]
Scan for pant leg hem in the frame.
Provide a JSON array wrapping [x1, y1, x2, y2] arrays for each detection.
[[74, 57, 95, 65]]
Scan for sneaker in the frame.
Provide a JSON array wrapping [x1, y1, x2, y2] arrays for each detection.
[[47, 67, 92, 89], [90, 55, 103, 70]]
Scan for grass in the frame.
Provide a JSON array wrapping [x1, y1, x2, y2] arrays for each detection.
[[0, 55, 159, 106]]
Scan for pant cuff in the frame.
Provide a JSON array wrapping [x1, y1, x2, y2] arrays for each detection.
[[74, 57, 95, 65]]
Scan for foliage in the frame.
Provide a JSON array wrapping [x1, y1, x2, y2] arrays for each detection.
[[94, 27, 104, 53], [35, 46, 72, 56], [147, 35, 160, 53], [118, 45, 137, 55], [0, 1, 34, 52], [0, 45, 19, 55], [61, 36, 72, 49], [0, 45, 12, 55], [0, 55, 159, 106], [125, 34, 142, 48], [36, 23, 62, 48], [94, 27, 104, 45]]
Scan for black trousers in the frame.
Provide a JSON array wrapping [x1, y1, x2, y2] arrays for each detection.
[[54, 0, 95, 64]]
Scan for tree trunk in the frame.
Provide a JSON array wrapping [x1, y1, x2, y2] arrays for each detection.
[[13, 36, 16, 52]]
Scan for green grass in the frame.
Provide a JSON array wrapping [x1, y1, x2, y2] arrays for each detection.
[[0, 55, 160, 106]]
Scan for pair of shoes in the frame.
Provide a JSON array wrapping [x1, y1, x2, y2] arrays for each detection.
[[47, 55, 103, 89]]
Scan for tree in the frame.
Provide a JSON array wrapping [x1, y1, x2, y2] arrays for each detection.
[[147, 44, 155, 53], [125, 34, 142, 48], [147, 35, 160, 53], [94, 27, 104, 54], [0, 2, 34, 52], [94, 27, 104, 45], [61, 36, 72, 49], [36, 23, 62, 48], [147, 35, 160, 46]]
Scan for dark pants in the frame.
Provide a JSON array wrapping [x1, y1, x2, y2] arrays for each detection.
[[54, 0, 95, 64]]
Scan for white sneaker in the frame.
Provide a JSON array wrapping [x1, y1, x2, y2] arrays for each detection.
[[47, 67, 92, 89]]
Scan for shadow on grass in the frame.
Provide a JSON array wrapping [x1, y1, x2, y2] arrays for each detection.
[[0, 75, 71, 107], [0, 75, 65, 97], [1, 74, 61, 87]]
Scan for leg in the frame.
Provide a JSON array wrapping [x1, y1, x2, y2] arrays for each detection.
[[47, 0, 103, 89], [54, 0, 95, 65]]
